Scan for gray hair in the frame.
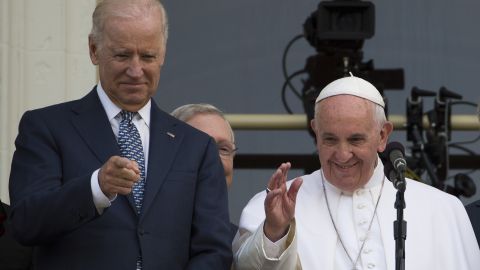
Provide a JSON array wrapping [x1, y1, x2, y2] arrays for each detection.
[[373, 103, 387, 129], [90, 0, 169, 47], [171, 103, 235, 143]]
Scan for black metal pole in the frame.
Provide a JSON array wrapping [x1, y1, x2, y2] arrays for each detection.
[[393, 171, 406, 270]]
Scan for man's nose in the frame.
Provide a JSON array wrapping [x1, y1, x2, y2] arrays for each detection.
[[335, 143, 353, 162], [126, 57, 144, 78]]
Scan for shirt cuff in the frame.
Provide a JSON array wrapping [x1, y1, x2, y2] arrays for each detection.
[[91, 169, 115, 214], [262, 222, 293, 259]]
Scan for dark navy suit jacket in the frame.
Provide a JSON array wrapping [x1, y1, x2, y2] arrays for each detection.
[[0, 202, 33, 270], [466, 199, 480, 248], [8, 89, 232, 269]]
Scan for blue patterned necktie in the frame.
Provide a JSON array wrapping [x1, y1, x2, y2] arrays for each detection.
[[118, 111, 145, 270], [118, 110, 146, 214]]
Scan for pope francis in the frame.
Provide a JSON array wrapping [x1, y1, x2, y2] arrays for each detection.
[[232, 76, 480, 270]]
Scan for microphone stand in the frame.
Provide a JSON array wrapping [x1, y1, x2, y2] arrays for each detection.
[[391, 170, 406, 270]]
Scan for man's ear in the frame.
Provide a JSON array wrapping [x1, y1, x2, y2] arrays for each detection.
[[378, 121, 394, 152], [159, 46, 166, 66], [88, 35, 99, 65], [310, 119, 317, 135]]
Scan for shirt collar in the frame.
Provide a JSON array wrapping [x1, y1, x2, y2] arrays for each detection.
[[364, 156, 385, 189], [96, 82, 151, 127]]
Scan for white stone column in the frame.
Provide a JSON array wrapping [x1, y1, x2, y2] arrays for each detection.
[[0, 0, 97, 202]]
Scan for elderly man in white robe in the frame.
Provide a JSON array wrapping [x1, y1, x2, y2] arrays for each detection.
[[232, 76, 480, 270]]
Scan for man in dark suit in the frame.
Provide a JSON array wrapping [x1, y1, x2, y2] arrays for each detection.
[[0, 201, 32, 270], [8, 1, 232, 269], [171, 103, 239, 240], [466, 199, 480, 248], [466, 110, 480, 248]]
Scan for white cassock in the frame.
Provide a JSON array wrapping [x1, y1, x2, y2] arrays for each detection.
[[233, 157, 480, 270]]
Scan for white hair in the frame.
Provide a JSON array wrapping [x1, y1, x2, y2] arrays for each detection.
[[90, 0, 168, 47], [171, 103, 235, 143]]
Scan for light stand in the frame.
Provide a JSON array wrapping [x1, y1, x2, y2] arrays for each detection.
[[425, 87, 462, 188], [406, 87, 440, 187], [411, 126, 441, 186]]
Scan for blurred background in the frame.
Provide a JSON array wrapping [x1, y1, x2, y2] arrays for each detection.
[[158, 0, 480, 224], [1, 0, 479, 226]]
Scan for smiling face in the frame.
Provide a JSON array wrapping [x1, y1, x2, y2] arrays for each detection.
[[311, 95, 392, 192], [89, 7, 166, 112]]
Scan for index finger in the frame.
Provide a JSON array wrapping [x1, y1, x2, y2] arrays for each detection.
[[267, 162, 291, 191], [113, 157, 140, 174], [279, 162, 291, 181]]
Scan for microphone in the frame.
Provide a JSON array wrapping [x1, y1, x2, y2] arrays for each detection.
[[384, 141, 407, 191], [383, 161, 398, 184]]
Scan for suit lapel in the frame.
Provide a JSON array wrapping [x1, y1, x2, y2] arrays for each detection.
[[140, 102, 184, 218], [70, 89, 119, 164], [70, 88, 138, 213], [71, 93, 187, 217]]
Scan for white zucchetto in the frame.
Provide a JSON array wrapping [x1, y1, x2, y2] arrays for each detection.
[[315, 75, 385, 108]]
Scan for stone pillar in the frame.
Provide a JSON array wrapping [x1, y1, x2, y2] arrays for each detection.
[[0, 0, 97, 202]]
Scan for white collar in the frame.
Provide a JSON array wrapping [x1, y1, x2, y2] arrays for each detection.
[[96, 82, 151, 127]]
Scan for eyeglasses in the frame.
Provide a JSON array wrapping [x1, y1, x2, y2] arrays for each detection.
[[216, 142, 238, 158]]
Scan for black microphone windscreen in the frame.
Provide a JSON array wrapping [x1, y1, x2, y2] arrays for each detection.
[[386, 142, 405, 166], [386, 141, 405, 156], [383, 160, 396, 182], [383, 141, 407, 191]]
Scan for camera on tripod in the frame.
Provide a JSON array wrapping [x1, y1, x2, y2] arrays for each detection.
[[301, 0, 404, 138], [290, 0, 478, 198]]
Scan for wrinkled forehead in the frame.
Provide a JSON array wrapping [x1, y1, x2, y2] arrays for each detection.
[[316, 94, 374, 114], [314, 95, 380, 131]]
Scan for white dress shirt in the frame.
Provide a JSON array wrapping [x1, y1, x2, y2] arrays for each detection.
[[90, 82, 151, 213]]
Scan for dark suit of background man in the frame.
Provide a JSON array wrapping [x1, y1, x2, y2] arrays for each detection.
[[467, 200, 480, 248], [171, 103, 239, 241], [466, 109, 480, 248], [0, 201, 32, 270], [8, 0, 232, 269]]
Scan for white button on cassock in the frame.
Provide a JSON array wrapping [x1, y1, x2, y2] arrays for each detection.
[[357, 203, 366, 209]]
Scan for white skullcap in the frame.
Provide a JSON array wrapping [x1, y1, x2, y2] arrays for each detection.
[[315, 75, 385, 108]]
